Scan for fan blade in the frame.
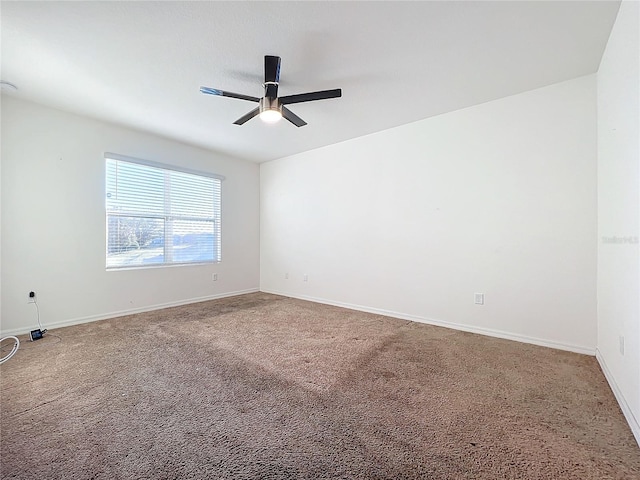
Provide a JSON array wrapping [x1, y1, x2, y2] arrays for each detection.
[[264, 56, 281, 98], [200, 87, 260, 103], [282, 106, 307, 127], [279, 88, 342, 105], [264, 56, 281, 83], [233, 107, 260, 125]]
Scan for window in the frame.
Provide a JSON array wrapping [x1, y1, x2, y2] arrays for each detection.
[[105, 153, 222, 269]]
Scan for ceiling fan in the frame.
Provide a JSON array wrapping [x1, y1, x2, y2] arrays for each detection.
[[200, 55, 342, 127]]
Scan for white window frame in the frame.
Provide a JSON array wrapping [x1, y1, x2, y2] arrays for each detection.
[[105, 152, 224, 270]]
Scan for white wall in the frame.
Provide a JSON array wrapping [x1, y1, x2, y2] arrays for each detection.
[[596, 0, 640, 445], [1, 96, 260, 335], [261, 75, 597, 354]]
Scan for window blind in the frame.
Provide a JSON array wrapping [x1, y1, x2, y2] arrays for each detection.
[[105, 154, 222, 269]]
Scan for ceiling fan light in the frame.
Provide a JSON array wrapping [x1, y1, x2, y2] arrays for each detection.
[[259, 96, 282, 124], [259, 108, 282, 123]]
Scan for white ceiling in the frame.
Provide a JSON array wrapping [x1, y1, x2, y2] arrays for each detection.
[[1, 1, 620, 163]]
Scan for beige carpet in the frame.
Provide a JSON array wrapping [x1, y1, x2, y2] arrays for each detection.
[[1, 292, 638, 479]]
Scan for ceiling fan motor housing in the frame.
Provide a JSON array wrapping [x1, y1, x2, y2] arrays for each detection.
[[259, 96, 281, 115]]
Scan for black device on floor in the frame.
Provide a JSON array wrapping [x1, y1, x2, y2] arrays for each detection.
[[30, 329, 43, 341]]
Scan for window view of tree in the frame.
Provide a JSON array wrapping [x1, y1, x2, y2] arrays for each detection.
[[105, 157, 221, 269], [107, 217, 164, 254]]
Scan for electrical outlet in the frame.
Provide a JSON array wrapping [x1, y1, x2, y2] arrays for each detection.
[[303, 274, 308, 282], [212, 273, 218, 281], [285, 272, 289, 279], [27, 291, 36, 304], [474, 293, 484, 305]]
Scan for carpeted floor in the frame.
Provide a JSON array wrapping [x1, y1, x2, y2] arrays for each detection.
[[1, 292, 638, 479]]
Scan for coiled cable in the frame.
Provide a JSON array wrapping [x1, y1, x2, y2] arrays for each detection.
[[0, 336, 20, 364]]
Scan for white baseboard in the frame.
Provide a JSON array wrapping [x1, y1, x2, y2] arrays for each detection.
[[596, 349, 640, 447], [0, 288, 259, 337], [260, 289, 596, 356]]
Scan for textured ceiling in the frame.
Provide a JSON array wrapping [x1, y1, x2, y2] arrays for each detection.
[[0, 1, 620, 163]]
